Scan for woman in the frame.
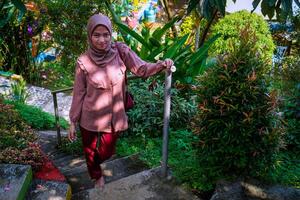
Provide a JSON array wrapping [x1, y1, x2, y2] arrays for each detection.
[[68, 13, 173, 188]]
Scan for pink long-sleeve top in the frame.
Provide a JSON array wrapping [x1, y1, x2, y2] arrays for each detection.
[[69, 42, 165, 132]]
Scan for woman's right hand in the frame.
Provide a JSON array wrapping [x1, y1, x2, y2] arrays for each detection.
[[68, 122, 77, 142]]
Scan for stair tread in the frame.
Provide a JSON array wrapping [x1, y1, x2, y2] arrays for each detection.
[[25, 179, 71, 200], [72, 167, 201, 200], [0, 164, 32, 200]]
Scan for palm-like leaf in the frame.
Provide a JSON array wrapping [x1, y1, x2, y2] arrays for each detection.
[[115, 22, 151, 50]]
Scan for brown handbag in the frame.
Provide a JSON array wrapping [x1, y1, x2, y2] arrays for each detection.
[[116, 43, 135, 111], [125, 90, 134, 111]]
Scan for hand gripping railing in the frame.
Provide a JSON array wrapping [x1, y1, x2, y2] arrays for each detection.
[[51, 66, 176, 177]]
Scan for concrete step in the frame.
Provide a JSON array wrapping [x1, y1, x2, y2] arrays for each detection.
[[69, 154, 149, 195], [72, 167, 201, 200], [59, 157, 86, 175], [25, 179, 72, 200], [100, 153, 149, 183], [0, 164, 33, 200]]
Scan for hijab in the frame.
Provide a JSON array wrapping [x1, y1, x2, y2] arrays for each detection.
[[86, 14, 117, 67]]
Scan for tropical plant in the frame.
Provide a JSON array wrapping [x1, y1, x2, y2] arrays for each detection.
[[0, 0, 29, 76], [10, 74, 29, 103], [0, 0, 49, 83], [192, 27, 283, 185], [115, 18, 220, 84]]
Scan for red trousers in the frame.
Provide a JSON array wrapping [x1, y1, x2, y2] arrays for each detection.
[[80, 126, 119, 180]]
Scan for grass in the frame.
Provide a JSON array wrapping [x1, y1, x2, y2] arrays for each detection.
[[117, 130, 213, 190], [4, 100, 69, 130], [267, 151, 300, 188]]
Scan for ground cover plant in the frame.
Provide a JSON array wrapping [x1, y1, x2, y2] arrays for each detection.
[[0, 97, 44, 171]]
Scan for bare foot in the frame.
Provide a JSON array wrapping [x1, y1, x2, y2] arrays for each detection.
[[95, 176, 105, 190]]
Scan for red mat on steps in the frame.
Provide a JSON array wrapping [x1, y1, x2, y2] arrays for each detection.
[[34, 153, 66, 182]]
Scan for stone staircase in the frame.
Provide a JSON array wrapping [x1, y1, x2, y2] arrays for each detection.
[[36, 130, 201, 200], [1, 76, 201, 199]]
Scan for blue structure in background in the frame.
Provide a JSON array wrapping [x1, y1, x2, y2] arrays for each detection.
[[139, 0, 159, 23], [34, 48, 57, 64], [268, 21, 294, 32]]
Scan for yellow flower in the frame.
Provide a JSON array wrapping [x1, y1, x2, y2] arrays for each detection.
[[11, 74, 23, 81]]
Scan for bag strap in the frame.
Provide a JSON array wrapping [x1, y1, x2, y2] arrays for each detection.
[[115, 42, 128, 85]]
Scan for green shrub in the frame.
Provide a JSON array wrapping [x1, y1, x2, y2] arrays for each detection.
[[45, 0, 106, 71], [0, 98, 44, 171], [126, 79, 196, 137], [192, 27, 283, 185], [4, 100, 69, 130], [277, 57, 300, 150], [209, 10, 275, 73]]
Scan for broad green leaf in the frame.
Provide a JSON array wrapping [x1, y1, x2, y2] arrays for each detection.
[[187, 0, 200, 15], [214, 0, 226, 16], [173, 45, 192, 63], [115, 22, 151, 50], [252, 0, 261, 11], [147, 45, 167, 61], [152, 16, 180, 40], [268, 0, 277, 6], [163, 34, 189, 59], [190, 34, 220, 66], [281, 0, 293, 15], [0, 6, 15, 28], [202, 0, 214, 19], [261, 0, 275, 19], [149, 37, 161, 47], [11, 0, 26, 22]]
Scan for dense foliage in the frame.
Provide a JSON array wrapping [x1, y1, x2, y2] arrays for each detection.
[[0, 0, 41, 81], [192, 27, 283, 184], [126, 79, 196, 137], [209, 10, 275, 72], [276, 57, 300, 150], [44, 0, 106, 71], [0, 98, 44, 170]]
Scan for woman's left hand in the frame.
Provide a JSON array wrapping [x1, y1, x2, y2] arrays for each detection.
[[163, 58, 174, 70]]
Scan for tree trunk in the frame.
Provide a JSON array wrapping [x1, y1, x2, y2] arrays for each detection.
[[199, 10, 218, 48], [160, 0, 177, 37]]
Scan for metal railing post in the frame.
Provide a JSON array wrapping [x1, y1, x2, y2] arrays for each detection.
[[52, 92, 61, 146], [161, 66, 175, 177], [51, 87, 73, 146]]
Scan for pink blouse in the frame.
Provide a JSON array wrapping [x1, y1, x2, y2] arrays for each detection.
[[69, 42, 165, 132]]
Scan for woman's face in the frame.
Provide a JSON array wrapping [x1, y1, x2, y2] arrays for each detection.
[[91, 25, 111, 50]]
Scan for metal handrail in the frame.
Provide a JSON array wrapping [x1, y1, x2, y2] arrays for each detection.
[[51, 68, 175, 177], [51, 87, 73, 146]]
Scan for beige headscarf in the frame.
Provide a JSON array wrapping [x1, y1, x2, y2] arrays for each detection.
[[86, 13, 117, 67]]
